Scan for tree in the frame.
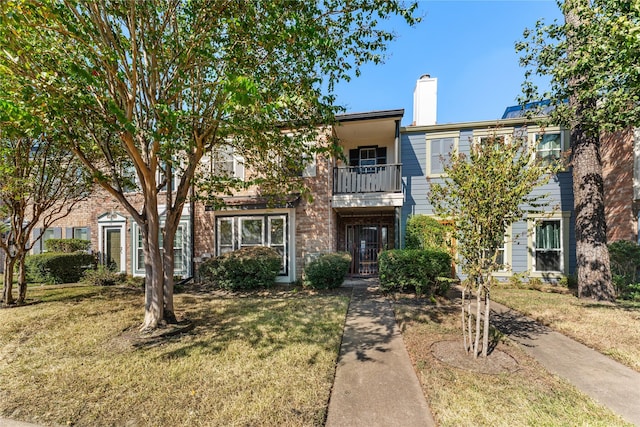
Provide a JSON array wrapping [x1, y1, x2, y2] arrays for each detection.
[[429, 129, 555, 358], [0, 0, 419, 330], [0, 95, 91, 305], [517, 0, 640, 301]]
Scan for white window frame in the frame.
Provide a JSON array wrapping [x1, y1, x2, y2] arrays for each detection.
[[72, 227, 89, 241], [492, 225, 513, 277], [473, 129, 513, 151], [215, 214, 289, 276], [528, 211, 571, 278], [217, 217, 235, 255], [239, 217, 265, 248], [534, 130, 565, 166], [41, 229, 56, 253], [212, 145, 245, 180], [133, 220, 190, 277], [426, 132, 458, 178]]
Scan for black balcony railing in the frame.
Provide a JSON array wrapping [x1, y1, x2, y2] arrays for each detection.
[[333, 164, 402, 194]]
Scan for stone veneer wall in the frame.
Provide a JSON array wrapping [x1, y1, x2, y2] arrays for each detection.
[[601, 128, 637, 243]]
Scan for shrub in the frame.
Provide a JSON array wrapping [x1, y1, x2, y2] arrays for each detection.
[[558, 275, 578, 290], [81, 265, 126, 286], [303, 252, 351, 289], [26, 252, 95, 284], [44, 238, 91, 253], [405, 215, 450, 250], [378, 249, 451, 296], [199, 246, 281, 290], [608, 240, 640, 300]]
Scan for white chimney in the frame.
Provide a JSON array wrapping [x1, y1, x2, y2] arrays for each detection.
[[413, 74, 437, 126]]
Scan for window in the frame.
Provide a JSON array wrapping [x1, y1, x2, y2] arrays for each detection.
[[535, 132, 563, 165], [478, 135, 506, 147], [534, 220, 562, 272], [157, 160, 181, 193], [212, 146, 244, 180], [348, 146, 387, 173], [482, 229, 510, 273], [427, 137, 455, 176], [134, 222, 189, 276], [301, 152, 317, 178], [73, 227, 89, 241], [217, 218, 234, 254], [239, 218, 264, 247], [359, 147, 377, 172], [41, 229, 56, 253], [216, 214, 288, 274]]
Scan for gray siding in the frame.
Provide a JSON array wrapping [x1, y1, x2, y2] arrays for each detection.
[[400, 126, 576, 280]]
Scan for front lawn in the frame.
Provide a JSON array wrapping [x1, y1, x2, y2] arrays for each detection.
[[395, 297, 631, 426], [0, 285, 349, 426], [491, 285, 640, 372]]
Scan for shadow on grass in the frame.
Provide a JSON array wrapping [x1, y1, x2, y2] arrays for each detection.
[[147, 292, 348, 361], [2, 285, 141, 309], [490, 309, 550, 345]]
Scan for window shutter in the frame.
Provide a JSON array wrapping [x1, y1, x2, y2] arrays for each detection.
[[349, 149, 359, 167], [33, 228, 42, 254], [53, 227, 62, 239], [65, 228, 73, 239]]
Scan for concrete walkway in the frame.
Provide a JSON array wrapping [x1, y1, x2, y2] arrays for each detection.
[[490, 300, 640, 426], [325, 279, 436, 427]]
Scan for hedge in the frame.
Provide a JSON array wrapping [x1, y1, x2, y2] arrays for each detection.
[[26, 252, 96, 284], [378, 249, 452, 296], [303, 252, 351, 289], [199, 246, 282, 290], [405, 215, 449, 250], [44, 238, 91, 253]]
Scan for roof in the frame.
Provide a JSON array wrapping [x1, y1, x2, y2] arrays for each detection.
[[336, 109, 404, 123]]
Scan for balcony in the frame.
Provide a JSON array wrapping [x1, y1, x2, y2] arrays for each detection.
[[333, 164, 402, 194]]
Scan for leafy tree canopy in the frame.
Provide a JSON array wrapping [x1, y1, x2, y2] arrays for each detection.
[[518, 0, 640, 134]]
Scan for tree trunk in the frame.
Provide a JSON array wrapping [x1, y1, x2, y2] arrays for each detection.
[[2, 256, 15, 305], [461, 287, 468, 352], [566, 0, 616, 302], [141, 213, 165, 331], [571, 122, 615, 301], [473, 279, 482, 358], [17, 254, 27, 304], [162, 227, 177, 324], [482, 287, 490, 358]]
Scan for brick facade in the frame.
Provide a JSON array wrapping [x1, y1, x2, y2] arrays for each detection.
[[602, 128, 637, 243]]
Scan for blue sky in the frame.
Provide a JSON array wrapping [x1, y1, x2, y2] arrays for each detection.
[[333, 0, 563, 126]]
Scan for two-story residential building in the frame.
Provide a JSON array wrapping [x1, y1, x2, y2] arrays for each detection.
[[400, 75, 576, 281], [191, 109, 405, 280], [25, 74, 640, 284]]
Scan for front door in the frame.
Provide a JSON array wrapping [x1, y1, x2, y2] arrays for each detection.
[[346, 225, 388, 276], [103, 227, 122, 271]]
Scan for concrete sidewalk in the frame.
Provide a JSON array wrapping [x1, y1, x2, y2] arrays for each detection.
[[325, 279, 435, 427], [0, 419, 42, 427], [490, 300, 640, 426]]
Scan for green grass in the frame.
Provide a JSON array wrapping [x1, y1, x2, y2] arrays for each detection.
[[395, 298, 632, 427], [0, 285, 349, 426], [491, 286, 640, 372]]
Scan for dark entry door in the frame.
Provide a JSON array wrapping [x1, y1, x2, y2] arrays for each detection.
[[346, 225, 388, 276]]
